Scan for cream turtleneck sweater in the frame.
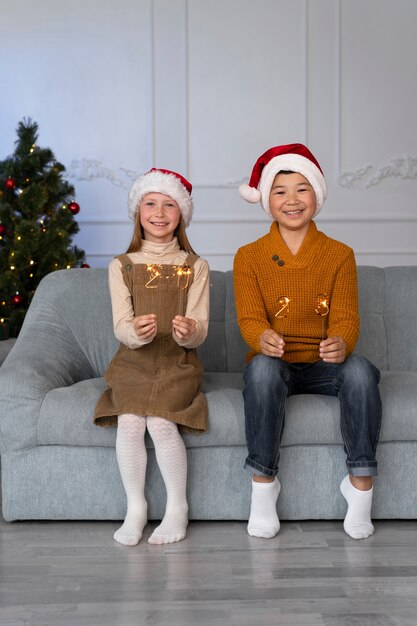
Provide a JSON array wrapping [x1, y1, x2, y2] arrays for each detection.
[[109, 238, 210, 350]]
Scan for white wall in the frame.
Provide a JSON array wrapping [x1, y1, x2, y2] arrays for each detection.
[[1, 0, 416, 269]]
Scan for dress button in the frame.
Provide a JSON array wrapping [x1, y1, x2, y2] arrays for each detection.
[[272, 255, 279, 261], [278, 260, 285, 266]]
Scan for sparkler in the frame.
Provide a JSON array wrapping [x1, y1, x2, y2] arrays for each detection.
[[315, 293, 330, 340], [145, 264, 161, 288], [145, 263, 192, 290], [275, 295, 290, 338], [176, 264, 192, 289]]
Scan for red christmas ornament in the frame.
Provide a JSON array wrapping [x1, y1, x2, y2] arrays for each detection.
[[11, 293, 23, 306], [68, 201, 80, 215], [81, 263, 90, 268], [0, 224, 6, 236], [5, 177, 16, 190]]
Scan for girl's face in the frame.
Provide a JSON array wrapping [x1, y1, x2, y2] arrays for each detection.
[[139, 193, 181, 243]]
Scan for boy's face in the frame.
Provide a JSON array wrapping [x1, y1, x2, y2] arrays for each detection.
[[269, 172, 316, 233]]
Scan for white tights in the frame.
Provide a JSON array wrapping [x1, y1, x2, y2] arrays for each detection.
[[114, 413, 188, 546], [113, 414, 147, 546]]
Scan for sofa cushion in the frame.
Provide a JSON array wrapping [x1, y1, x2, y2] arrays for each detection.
[[36, 373, 246, 448], [36, 370, 417, 449]]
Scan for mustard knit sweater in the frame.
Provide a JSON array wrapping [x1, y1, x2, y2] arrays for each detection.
[[233, 221, 360, 363]]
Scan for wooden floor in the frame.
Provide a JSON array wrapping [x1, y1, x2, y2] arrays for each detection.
[[1, 517, 417, 626]]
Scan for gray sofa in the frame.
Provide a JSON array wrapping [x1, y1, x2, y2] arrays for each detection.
[[1, 266, 417, 521]]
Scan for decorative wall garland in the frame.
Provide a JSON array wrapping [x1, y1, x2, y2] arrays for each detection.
[[338, 156, 417, 188], [66, 159, 138, 190]]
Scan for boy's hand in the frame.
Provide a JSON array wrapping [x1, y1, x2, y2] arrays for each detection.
[[259, 329, 285, 358], [133, 314, 157, 341], [172, 315, 196, 340], [319, 336, 346, 363]]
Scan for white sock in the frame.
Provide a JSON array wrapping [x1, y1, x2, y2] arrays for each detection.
[[247, 477, 281, 539], [146, 417, 188, 545], [340, 474, 374, 540], [113, 414, 148, 546]]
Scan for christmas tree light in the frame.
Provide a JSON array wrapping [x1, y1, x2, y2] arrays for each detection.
[[0, 118, 87, 337]]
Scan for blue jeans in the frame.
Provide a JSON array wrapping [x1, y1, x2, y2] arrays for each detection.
[[243, 354, 382, 478]]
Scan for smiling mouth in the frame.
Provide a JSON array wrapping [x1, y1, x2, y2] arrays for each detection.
[[150, 221, 169, 226], [284, 210, 304, 216]]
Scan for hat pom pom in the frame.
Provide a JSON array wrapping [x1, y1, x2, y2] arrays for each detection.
[[239, 184, 261, 203]]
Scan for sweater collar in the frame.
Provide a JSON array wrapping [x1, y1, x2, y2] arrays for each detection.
[[139, 237, 181, 257], [269, 221, 324, 268]]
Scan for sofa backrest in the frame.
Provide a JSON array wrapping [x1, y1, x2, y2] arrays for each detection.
[[355, 266, 387, 371], [196, 271, 247, 372], [372, 266, 417, 371], [200, 267, 417, 373], [18, 265, 417, 377], [19, 268, 118, 379]]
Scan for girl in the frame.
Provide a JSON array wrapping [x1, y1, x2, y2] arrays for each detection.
[[94, 168, 209, 546]]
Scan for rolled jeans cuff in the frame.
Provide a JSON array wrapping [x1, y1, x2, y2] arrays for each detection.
[[347, 461, 378, 477], [244, 457, 278, 478]]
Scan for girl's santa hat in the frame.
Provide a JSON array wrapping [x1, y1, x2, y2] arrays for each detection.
[[129, 168, 193, 226], [239, 143, 327, 217]]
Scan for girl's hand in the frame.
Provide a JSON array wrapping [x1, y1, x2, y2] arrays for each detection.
[[319, 336, 346, 363], [172, 315, 196, 340], [133, 314, 157, 341], [259, 329, 285, 357]]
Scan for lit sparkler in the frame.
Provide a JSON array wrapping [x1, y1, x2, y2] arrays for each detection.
[[315, 293, 330, 340], [275, 295, 290, 338], [145, 264, 161, 288], [145, 263, 193, 290]]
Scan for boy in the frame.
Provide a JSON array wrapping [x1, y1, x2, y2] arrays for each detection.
[[234, 143, 381, 540]]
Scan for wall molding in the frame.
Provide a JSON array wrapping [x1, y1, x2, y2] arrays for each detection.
[[86, 249, 417, 258], [335, 3, 417, 189], [65, 159, 248, 189], [77, 214, 417, 225], [67, 155, 417, 192]]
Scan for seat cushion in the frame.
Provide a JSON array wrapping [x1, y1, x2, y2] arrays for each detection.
[[36, 371, 417, 449], [37, 373, 246, 448]]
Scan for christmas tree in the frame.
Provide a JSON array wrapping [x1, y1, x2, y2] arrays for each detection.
[[0, 118, 87, 338]]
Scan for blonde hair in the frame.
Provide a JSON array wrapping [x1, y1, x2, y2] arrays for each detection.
[[126, 206, 196, 254]]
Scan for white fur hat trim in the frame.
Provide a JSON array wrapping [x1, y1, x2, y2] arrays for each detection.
[[128, 170, 193, 226], [259, 154, 327, 218]]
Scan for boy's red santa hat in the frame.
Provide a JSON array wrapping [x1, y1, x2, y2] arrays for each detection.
[[129, 168, 193, 226], [239, 143, 327, 217]]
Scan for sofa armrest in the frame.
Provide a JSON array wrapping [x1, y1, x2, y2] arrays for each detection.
[[0, 299, 95, 453]]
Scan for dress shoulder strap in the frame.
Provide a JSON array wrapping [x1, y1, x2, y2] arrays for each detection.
[[115, 253, 133, 270], [183, 253, 199, 268], [115, 254, 134, 292], [179, 253, 200, 291]]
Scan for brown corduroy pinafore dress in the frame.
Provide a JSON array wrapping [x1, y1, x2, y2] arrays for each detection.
[[93, 253, 208, 433]]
